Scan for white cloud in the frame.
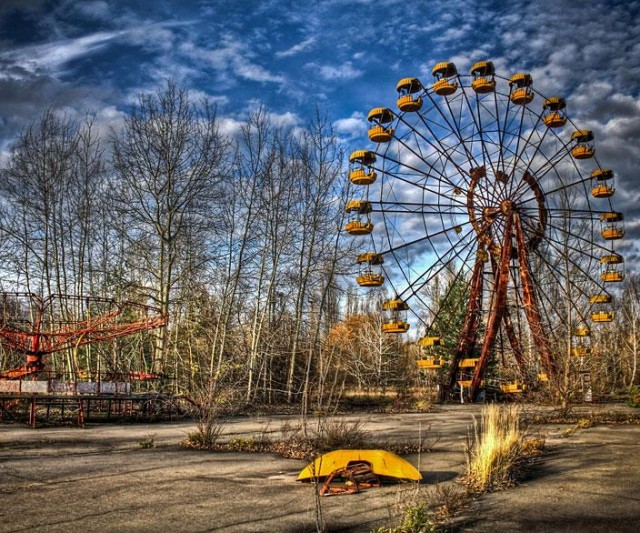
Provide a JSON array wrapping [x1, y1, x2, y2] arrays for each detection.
[[179, 35, 284, 84], [276, 37, 315, 58], [312, 61, 362, 81], [333, 112, 367, 138], [0, 31, 126, 78]]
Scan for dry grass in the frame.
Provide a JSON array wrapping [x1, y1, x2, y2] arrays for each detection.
[[378, 483, 471, 533], [463, 404, 544, 493]]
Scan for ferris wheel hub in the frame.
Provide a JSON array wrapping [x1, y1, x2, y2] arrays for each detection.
[[500, 199, 514, 215]]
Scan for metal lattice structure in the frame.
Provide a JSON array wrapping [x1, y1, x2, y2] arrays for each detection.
[[0, 293, 166, 379], [346, 60, 625, 400]]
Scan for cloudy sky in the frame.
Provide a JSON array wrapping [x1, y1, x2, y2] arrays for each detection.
[[0, 0, 639, 266]]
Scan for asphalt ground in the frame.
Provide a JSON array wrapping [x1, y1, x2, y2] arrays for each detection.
[[0, 405, 638, 532]]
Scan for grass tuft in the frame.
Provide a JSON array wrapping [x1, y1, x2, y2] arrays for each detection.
[[463, 404, 543, 492]]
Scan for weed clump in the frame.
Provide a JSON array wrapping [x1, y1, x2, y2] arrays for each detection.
[[463, 404, 544, 492]]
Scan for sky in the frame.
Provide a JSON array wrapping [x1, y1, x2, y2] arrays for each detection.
[[0, 0, 639, 269]]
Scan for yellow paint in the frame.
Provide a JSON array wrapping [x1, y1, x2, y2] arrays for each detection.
[[297, 449, 422, 481]]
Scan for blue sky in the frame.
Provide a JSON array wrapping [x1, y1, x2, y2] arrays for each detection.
[[0, 0, 639, 264]]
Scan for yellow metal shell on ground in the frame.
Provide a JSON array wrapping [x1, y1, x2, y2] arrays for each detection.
[[297, 449, 422, 481]]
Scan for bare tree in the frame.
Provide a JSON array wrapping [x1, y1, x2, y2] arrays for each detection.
[[111, 81, 228, 374]]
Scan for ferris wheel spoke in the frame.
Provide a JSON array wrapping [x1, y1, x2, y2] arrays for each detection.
[[381, 220, 475, 259], [529, 249, 595, 323], [374, 159, 468, 208], [520, 212, 610, 258], [422, 90, 481, 173], [396, 114, 470, 188], [396, 229, 478, 302], [516, 171, 592, 208], [512, 263, 573, 341]]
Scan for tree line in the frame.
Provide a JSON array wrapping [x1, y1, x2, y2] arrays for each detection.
[[0, 81, 637, 405]]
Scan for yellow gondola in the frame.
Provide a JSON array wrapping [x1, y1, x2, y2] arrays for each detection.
[[501, 380, 526, 393], [345, 220, 373, 235], [356, 253, 384, 287], [573, 326, 591, 337], [349, 167, 377, 186], [591, 169, 615, 198], [417, 358, 444, 369], [349, 150, 377, 185], [356, 273, 384, 287], [589, 294, 612, 304], [599, 212, 624, 240], [571, 346, 591, 357], [571, 129, 595, 159], [345, 199, 372, 214], [542, 97, 567, 128], [600, 252, 624, 282], [382, 320, 410, 333], [592, 311, 614, 322], [459, 358, 480, 368], [367, 107, 395, 143], [382, 298, 409, 311], [509, 73, 533, 105], [396, 78, 423, 112], [431, 61, 458, 96], [418, 336, 442, 347], [470, 61, 496, 93], [349, 150, 376, 166]]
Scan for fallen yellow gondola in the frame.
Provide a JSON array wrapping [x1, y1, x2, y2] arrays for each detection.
[[297, 449, 422, 482]]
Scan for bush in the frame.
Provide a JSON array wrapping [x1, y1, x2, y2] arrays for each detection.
[[628, 386, 640, 408]]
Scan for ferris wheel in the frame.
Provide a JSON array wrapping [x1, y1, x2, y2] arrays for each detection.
[[345, 60, 625, 400]]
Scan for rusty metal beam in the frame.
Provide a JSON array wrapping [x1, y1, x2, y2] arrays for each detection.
[[514, 214, 556, 376], [444, 254, 485, 400], [470, 216, 514, 400]]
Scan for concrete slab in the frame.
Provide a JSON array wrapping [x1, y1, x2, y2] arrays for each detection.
[[0, 405, 639, 532]]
